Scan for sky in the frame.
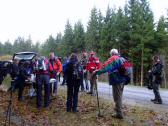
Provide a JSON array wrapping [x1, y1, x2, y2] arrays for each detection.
[[0, 0, 167, 43]]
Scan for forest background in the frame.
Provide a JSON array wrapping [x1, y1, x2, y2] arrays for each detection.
[[0, 0, 168, 88]]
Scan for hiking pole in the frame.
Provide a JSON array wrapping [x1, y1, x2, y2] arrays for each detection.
[[95, 76, 102, 117], [5, 84, 13, 126]]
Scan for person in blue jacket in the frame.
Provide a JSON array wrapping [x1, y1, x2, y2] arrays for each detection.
[[61, 57, 69, 85]]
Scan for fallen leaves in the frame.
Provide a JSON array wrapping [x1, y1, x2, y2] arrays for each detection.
[[0, 88, 168, 126]]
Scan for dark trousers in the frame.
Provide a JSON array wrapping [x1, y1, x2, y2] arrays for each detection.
[[36, 74, 50, 107], [58, 73, 61, 82], [153, 81, 162, 102], [112, 84, 124, 116], [66, 79, 80, 111], [16, 79, 25, 100], [62, 73, 67, 85]]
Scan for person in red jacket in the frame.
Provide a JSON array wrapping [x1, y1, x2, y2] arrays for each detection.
[[86, 51, 101, 95], [49, 52, 62, 96]]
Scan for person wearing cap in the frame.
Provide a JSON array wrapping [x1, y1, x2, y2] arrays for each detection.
[[150, 55, 163, 104], [86, 51, 101, 95], [94, 49, 127, 119]]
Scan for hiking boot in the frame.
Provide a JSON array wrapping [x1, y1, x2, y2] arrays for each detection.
[[66, 108, 72, 112], [73, 109, 79, 113], [111, 113, 124, 119], [44, 105, 49, 108], [151, 99, 157, 102], [87, 91, 93, 94], [153, 100, 162, 104]]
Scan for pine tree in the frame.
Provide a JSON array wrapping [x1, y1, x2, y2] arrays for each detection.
[[3, 41, 13, 54], [32, 42, 41, 53], [0, 42, 3, 55], [13, 37, 27, 52], [25, 36, 33, 51], [73, 21, 85, 53], [99, 7, 117, 61], [155, 16, 168, 52], [55, 32, 63, 56], [115, 7, 130, 56], [86, 7, 101, 52], [62, 20, 74, 56], [127, 0, 154, 85], [47, 35, 57, 53]]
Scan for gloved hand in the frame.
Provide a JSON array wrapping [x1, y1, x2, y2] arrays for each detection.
[[51, 70, 57, 75]]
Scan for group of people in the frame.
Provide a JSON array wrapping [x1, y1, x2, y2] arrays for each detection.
[[10, 48, 163, 120], [34, 52, 62, 108], [10, 52, 62, 108], [62, 51, 102, 112], [59, 49, 163, 119], [59, 49, 131, 119]]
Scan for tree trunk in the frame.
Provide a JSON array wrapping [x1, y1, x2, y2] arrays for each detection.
[[131, 66, 134, 85], [160, 55, 167, 88], [140, 44, 144, 87], [135, 66, 139, 85]]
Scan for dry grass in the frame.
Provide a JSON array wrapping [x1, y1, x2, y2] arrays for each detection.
[[0, 86, 168, 126], [0, 55, 12, 61]]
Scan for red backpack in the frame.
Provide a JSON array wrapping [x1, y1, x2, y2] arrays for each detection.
[[118, 57, 133, 84]]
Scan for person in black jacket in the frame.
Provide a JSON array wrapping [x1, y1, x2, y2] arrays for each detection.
[[151, 55, 163, 104], [65, 53, 82, 112], [10, 59, 19, 80], [13, 60, 30, 101]]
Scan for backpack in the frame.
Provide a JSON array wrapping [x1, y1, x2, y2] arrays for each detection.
[[35, 58, 48, 71], [72, 62, 82, 80], [118, 57, 133, 85]]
